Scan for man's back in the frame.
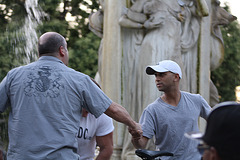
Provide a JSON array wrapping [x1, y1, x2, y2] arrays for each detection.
[[0, 56, 111, 160]]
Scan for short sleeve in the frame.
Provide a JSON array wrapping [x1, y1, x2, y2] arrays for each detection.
[[0, 76, 10, 113], [199, 95, 212, 120], [81, 76, 112, 118], [139, 109, 155, 139], [96, 114, 114, 137]]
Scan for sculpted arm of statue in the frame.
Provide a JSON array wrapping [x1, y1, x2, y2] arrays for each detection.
[[119, 6, 147, 28], [143, 15, 163, 29], [119, 14, 144, 29], [104, 102, 142, 138], [119, 0, 149, 29], [196, 0, 209, 17]]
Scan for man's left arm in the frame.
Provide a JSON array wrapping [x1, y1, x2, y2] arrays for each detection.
[[95, 132, 113, 160], [0, 76, 10, 113], [200, 96, 212, 119]]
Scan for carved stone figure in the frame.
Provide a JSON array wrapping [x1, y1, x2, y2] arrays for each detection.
[[119, 2, 148, 158], [178, 0, 209, 94], [209, 0, 236, 106], [88, 1, 104, 85], [210, 0, 237, 71]]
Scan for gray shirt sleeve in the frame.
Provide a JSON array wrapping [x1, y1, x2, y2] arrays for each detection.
[[80, 76, 112, 118], [199, 95, 212, 120], [139, 109, 155, 139], [0, 76, 10, 113]]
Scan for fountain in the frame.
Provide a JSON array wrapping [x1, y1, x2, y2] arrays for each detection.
[[6, 0, 48, 64], [21, 0, 47, 63]]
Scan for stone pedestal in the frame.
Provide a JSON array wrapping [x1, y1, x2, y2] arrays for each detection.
[[101, 0, 125, 159], [198, 0, 212, 132]]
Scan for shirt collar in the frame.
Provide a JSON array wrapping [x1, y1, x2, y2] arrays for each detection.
[[38, 56, 63, 64]]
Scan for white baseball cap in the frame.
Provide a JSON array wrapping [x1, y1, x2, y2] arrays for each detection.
[[146, 60, 182, 79]]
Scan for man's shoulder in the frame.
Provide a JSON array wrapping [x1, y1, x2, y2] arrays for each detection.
[[181, 91, 207, 106], [145, 98, 163, 110], [67, 68, 88, 78], [181, 91, 201, 98], [6, 64, 32, 79]]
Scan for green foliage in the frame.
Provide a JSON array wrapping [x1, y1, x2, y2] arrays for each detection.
[[0, 33, 14, 80], [0, 0, 101, 86], [0, 0, 27, 147], [38, 0, 69, 37], [0, 0, 26, 80], [70, 0, 99, 37], [38, 0, 100, 78], [211, 4, 240, 102], [211, 20, 240, 102], [0, 108, 9, 151], [68, 32, 101, 78]]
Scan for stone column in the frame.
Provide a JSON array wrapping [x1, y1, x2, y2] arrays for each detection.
[[198, 0, 212, 132], [100, 0, 125, 159]]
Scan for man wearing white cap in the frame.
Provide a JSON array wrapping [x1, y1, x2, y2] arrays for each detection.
[[130, 60, 212, 160]]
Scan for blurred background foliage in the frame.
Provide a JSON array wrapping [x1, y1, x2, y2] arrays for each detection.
[[211, 5, 240, 102], [0, 0, 239, 151]]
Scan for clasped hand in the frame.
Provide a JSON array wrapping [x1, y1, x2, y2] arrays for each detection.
[[128, 123, 143, 140]]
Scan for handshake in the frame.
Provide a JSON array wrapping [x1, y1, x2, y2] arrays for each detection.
[[128, 122, 143, 140]]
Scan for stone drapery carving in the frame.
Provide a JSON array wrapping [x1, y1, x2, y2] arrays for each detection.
[[209, 0, 236, 106], [119, 0, 209, 159]]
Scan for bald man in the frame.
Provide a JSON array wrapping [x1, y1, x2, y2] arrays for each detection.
[[0, 32, 142, 160]]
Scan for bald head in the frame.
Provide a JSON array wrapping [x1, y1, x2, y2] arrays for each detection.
[[38, 32, 66, 56]]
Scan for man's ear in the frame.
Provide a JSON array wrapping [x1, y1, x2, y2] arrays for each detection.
[[59, 46, 65, 57], [173, 74, 180, 81]]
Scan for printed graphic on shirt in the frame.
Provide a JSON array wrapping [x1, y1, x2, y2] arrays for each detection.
[[24, 65, 64, 98], [77, 127, 92, 140]]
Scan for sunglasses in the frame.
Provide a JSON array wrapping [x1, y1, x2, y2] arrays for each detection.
[[197, 143, 211, 155]]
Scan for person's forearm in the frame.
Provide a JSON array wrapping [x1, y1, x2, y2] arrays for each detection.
[[131, 137, 148, 149], [104, 102, 136, 128], [95, 149, 112, 160], [96, 133, 113, 160], [105, 102, 142, 139]]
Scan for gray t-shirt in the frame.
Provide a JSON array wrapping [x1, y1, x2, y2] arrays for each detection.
[[140, 91, 211, 160], [0, 56, 112, 160]]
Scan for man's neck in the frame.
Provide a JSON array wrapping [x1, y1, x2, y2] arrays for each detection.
[[161, 90, 181, 107]]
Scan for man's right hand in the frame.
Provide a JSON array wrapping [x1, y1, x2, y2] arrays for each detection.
[[128, 122, 142, 140]]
